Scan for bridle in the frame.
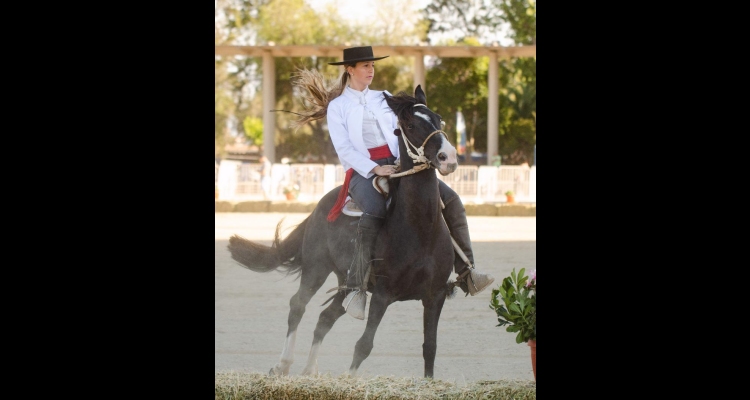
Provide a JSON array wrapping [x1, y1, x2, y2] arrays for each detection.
[[391, 103, 449, 178]]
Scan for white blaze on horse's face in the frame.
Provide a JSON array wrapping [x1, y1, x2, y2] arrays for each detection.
[[415, 111, 458, 176]]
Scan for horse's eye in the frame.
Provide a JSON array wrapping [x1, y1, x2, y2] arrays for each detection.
[[407, 125, 413, 130]]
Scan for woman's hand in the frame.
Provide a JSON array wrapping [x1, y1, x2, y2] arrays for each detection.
[[372, 165, 397, 176]]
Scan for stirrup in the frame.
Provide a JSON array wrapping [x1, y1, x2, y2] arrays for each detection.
[[343, 290, 367, 320], [457, 265, 495, 296]]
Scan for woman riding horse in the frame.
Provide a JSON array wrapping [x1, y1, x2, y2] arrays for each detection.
[[292, 46, 495, 319]]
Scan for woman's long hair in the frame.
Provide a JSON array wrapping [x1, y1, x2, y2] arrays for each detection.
[[288, 65, 354, 129]]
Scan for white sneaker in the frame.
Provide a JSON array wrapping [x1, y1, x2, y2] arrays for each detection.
[[343, 290, 367, 320]]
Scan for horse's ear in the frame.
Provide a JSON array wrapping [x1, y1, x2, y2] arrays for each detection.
[[415, 85, 426, 105], [383, 92, 394, 110]]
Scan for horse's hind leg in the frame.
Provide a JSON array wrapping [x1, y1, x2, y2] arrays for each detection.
[[300, 289, 347, 375], [269, 267, 332, 376]]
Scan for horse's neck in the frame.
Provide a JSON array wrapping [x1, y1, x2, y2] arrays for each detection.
[[385, 166, 442, 264], [391, 160, 441, 224], [395, 138, 440, 220]]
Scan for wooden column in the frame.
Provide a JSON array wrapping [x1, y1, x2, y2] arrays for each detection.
[[262, 50, 276, 163], [487, 52, 499, 165], [413, 51, 425, 91]]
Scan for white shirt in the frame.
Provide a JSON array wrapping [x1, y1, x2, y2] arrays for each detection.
[[346, 86, 388, 149], [327, 86, 400, 179]]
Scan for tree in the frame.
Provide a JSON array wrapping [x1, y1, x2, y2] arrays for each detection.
[[216, 58, 235, 159], [495, 0, 535, 164], [423, 0, 536, 164], [242, 116, 264, 146], [424, 0, 507, 45], [215, 0, 267, 158], [425, 38, 489, 159]]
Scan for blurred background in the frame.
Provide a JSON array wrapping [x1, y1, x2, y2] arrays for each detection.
[[215, 0, 536, 203]]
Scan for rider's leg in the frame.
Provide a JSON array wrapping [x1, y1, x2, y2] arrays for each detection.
[[438, 180, 495, 295], [342, 170, 388, 319]]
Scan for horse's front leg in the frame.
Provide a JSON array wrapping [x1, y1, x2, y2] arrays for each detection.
[[422, 291, 447, 378], [348, 288, 390, 375]]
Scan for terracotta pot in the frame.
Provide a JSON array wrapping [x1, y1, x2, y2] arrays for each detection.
[[528, 339, 536, 381], [215, 190, 219, 199], [506, 195, 515, 203], [285, 192, 297, 200]]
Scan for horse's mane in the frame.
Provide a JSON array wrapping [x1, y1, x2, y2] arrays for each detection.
[[384, 91, 417, 126]]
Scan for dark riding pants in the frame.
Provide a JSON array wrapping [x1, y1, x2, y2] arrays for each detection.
[[348, 156, 397, 218]]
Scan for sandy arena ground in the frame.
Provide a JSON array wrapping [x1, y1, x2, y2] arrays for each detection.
[[215, 212, 536, 383]]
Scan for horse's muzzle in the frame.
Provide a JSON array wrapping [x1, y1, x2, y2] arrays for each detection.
[[437, 162, 457, 176]]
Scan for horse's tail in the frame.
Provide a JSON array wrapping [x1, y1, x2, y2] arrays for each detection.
[[227, 217, 308, 277]]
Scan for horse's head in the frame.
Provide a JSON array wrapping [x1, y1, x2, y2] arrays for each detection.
[[384, 85, 458, 176]]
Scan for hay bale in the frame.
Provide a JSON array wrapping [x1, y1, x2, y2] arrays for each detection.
[[215, 371, 536, 400]]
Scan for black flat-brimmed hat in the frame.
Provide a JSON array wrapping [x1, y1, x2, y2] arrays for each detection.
[[328, 46, 389, 65]]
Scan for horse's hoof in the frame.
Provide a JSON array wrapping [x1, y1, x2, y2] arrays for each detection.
[[301, 366, 318, 376], [268, 366, 287, 376]]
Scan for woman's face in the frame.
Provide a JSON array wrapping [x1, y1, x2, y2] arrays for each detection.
[[347, 61, 375, 90]]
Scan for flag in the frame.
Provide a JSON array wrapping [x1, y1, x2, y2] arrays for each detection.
[[456, 110, 466, 156]]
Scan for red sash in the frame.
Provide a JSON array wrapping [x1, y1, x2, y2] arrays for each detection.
[[327, 144, 393, 222]]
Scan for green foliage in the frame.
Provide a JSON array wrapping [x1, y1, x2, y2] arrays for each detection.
[[496, 56, 535, 164], [497, 0, 537, 45], [242, 116, 264, 146], [489, 268, 536, 344], [215, 0, 265, 45], [499, 118, 535, 164], [423, 1, 536, 164], [257, 0, 331, 45], [425, 40, 488, 155], [215, 58, 236, 159], [424, 0, 506, 44]]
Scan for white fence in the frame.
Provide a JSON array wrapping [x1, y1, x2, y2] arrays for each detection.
[[216, 160, 536, 204]]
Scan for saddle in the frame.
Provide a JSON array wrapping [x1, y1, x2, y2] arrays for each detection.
[[340, 173, 392, 217]]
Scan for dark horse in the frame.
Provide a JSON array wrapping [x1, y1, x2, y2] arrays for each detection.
[[227, 85, 459, 378]]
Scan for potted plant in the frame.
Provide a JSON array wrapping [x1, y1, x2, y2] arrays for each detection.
[[504, 190, 515, 203], [489, 267, 536, 379], [283, 183, 300, 200]]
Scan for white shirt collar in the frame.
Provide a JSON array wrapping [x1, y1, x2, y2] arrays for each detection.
[[346, 85, 370, 104]]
